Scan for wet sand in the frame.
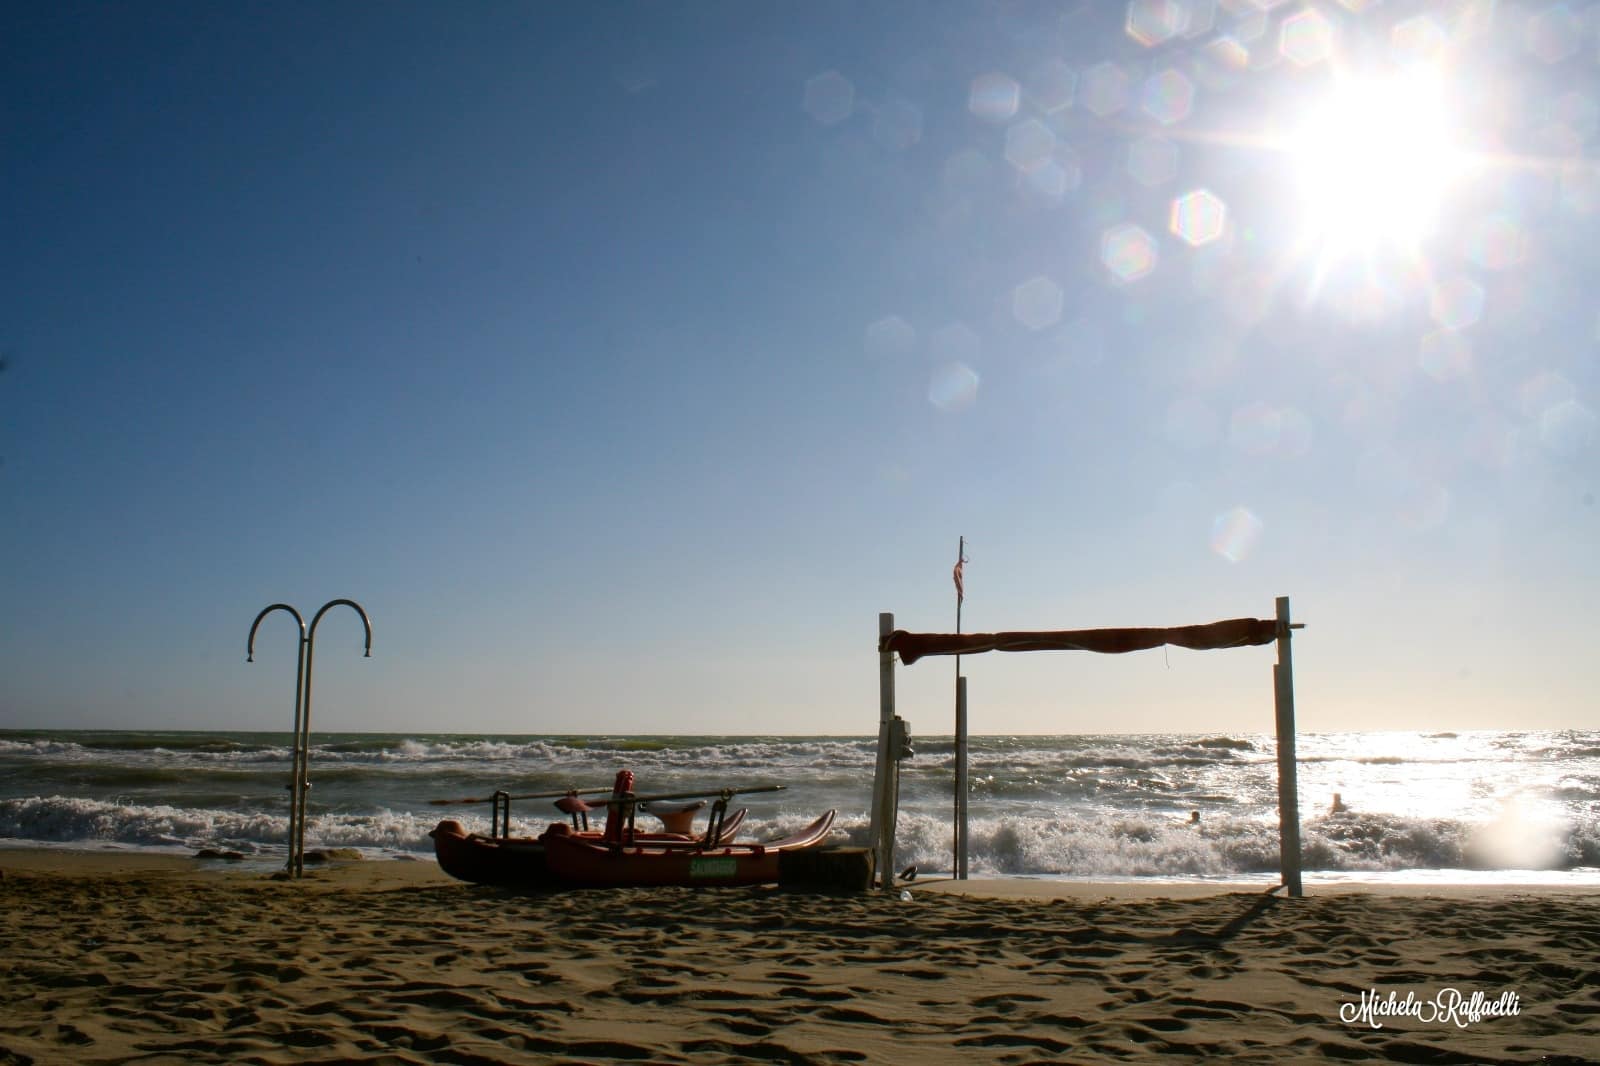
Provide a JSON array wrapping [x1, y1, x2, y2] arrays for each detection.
[[1, 849, 1595, 1064]]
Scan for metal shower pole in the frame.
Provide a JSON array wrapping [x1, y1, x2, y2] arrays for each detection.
[[247, 598, 372, 878]]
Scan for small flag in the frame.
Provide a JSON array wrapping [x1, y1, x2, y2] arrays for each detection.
[[953, 554, 965, 604]]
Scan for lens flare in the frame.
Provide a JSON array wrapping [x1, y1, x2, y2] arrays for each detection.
[[1169, 188, 1227, 246], [1012, 276, 1064, 332], [1142, 68, 1195, 125], [928, 362, 980, 412], [1210, 507, 1264, 563], [1101, 223, 1159, 283], [1279, 9, 1337, 68], [969, 73, 1021, 123], [1080, 61, 1131, 118], [1005, 119, 1056, 173], [803, 70, 855, 126], [1126, 0, 1189, 48]]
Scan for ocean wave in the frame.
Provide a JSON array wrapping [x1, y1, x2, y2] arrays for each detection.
[[1298, 755, 1467, 766], [0, 738, 91, 757], [877, 808, 1600, 878], [0, 795, 447, 854], [0, 796, 287, 853], [1194, 737, 1256, 751], [0, 795, 818, 857], [3, 793, 1598, 878]]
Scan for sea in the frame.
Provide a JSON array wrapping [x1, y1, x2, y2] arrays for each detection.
[[3, 729, 1598, 885]]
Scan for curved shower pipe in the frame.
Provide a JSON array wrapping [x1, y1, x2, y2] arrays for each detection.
[[247, 599, 372, 878]]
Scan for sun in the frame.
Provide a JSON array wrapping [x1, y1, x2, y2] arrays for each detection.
[[1287, 68, 1471, 267]]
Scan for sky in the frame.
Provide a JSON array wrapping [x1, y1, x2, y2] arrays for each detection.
[[2, 1, 1595, 737]]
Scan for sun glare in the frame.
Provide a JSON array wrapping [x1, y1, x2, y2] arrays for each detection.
[[1289, 70, 1469, 263]]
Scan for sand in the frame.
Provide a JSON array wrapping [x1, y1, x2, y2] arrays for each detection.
[[1, 850, 1596, 1064]]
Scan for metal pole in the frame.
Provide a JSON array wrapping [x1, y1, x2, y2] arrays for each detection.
[[246, 604, 307, 878], [297, 626, 317, 878], [955, 675, 968, 880], [870, 612, 897, 891], [953, 536, 963, 880], [295, 599, 373, 878], [1273, 595, 1303, 898]]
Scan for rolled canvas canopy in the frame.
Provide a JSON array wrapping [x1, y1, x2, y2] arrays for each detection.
[[880, 617, 1278, 666]]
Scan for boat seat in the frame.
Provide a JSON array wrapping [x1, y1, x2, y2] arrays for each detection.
[[642, 800, 705, 836]]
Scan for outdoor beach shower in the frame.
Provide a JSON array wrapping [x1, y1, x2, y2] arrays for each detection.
[[247, 599, 373, 878]]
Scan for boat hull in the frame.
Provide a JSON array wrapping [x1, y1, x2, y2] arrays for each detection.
[[541, 811, 837, 888], [429, 820, 554, 888], [428, 808, 756, 889]]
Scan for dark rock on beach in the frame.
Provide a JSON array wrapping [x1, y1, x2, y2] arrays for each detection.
[[303, 848, 363, 864]]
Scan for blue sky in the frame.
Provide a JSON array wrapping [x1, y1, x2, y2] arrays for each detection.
[[3, 1, 1595, 735]]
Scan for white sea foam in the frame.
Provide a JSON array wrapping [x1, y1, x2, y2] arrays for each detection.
[[2, 729, 1597, 877]]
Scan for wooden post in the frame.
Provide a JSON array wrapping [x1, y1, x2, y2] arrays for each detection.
[[869, 612, 898, 891], [953, 536, 964, 882], [1273, 596, 1304, 898], [955, 675, 969, 880]]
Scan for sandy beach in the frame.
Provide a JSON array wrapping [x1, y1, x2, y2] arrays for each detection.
[[1, 850, 1596, 1065]]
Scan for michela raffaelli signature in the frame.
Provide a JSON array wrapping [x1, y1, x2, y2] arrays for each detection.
[[1339, 988, 1522, 1030]]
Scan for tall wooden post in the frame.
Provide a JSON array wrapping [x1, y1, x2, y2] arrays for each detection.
[[955, 675, 969, 880], [1273, 596, 1304, 897], [870, 612, 898, 891]]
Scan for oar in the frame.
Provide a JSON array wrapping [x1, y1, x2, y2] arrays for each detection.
[[613, 784, 787, 807], [429, 783, 788, 808], [429, 786, 616, 807]]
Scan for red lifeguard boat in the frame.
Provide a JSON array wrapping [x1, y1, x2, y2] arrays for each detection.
[[429, 771, 833, 889]]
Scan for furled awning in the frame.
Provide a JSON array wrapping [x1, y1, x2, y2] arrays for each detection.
[[880, 618, 1279, 666]]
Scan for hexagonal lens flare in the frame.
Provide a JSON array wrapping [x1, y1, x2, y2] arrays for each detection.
[[1126, 0, 1189, 48], [1080, 61, 1131, 118], [928, 362, 980, 412], [1526, 3, 1584, 65], [1279, 9, 1337, 67], [1210, 507, 1264, 563], [803, 71, 855, 125], [872, 99, 923, 151], [1464, 214, 1529, 271], [1391, 15, 1448, 63], [1429, 277, 1485, 331], [1027, 59, 1076, 113], [1005, 119, 1056, 173], [864, 315, 916, 358], [1142, 68, 1195, 125], [1169, 189, 1227, 245], [969, 73, 1021, 123], [1012, 276, 1064, 331], [1101, 224, 1159, 282]]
